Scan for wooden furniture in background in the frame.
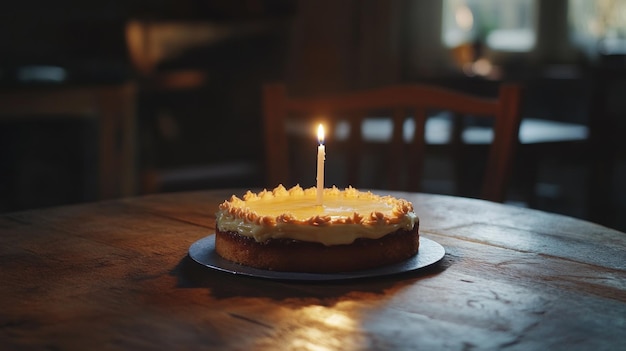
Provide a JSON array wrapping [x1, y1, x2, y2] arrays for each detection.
[[125, 19, 287, 194], [0, 82, 137, 199], [0, 189, 624, 349], [263, 83, 522, 202]]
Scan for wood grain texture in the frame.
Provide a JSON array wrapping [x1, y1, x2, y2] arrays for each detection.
[[1, 190, 625, 350]]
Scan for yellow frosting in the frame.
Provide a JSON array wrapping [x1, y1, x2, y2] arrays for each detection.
[[216, 184, 418, 245]]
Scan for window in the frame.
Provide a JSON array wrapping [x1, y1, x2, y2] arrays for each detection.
[[569, 0, 626, 56], [442, 0, 537, 52]]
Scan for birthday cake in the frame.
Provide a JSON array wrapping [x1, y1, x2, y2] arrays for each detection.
[[215, 185, 419, 273]]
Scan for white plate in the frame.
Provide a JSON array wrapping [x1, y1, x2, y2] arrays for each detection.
[[188, 234, 445, 281]]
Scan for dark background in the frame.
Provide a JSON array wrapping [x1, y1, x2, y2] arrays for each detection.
[[0, 0, 624, 232]]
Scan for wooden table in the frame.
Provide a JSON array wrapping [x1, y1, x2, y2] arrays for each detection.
[[1, 189, 625, 350]]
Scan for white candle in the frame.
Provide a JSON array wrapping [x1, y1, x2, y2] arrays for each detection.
[[316, 124, 325, 205]]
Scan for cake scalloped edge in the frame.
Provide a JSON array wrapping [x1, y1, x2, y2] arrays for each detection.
[[218, 184, 415, 227]]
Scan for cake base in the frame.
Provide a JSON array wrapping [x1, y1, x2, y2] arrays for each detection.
[[215, 225, 419, 273]]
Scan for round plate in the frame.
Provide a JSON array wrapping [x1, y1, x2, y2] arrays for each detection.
[[188, 234, 445, 281]]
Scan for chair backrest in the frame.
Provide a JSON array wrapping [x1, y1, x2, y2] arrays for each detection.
[[262, 83, 522, 202]]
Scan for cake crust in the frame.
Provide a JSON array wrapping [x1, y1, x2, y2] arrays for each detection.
[[215, 224, 419, 273]]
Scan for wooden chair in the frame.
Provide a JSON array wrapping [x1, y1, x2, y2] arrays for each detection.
[[262, 83, 522, 203], [0, 82, 137, 200]]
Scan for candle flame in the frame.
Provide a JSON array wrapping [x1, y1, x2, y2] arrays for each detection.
[[317, 124, 325, 144]]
